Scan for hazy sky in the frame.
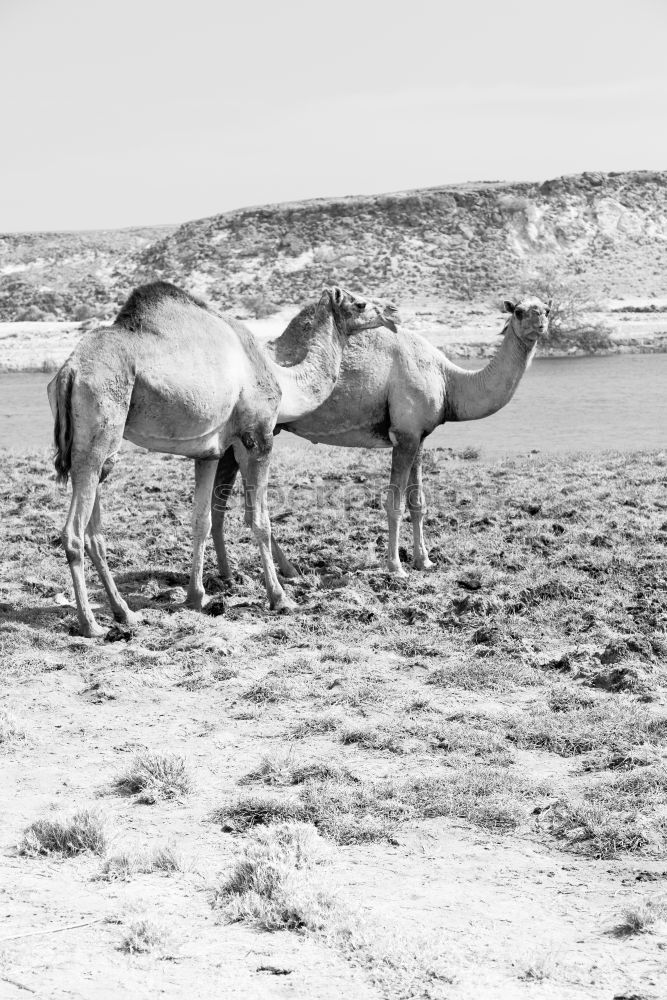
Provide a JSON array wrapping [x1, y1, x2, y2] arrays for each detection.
[[2, 0, 666, 231]]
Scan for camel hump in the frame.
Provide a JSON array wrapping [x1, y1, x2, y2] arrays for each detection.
[[115, 281, 210, 332]]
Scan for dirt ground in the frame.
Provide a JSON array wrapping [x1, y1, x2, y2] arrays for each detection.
[[1, 445, 666, 999]]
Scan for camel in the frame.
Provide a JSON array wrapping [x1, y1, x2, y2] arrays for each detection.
[[210, 297, 550, 580], [47, 281, 399, 637]]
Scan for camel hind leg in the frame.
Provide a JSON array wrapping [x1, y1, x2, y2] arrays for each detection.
[[85, 491, 139, 627], [211, 448, 240, 583], [236, 431, 296, 612], [59, 376, 131, 638]]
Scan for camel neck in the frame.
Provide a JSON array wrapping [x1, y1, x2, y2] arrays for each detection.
[[271, 308, 344, 422], [438, 323, 535, 422]]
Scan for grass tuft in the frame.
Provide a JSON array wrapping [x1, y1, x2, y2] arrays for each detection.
[[119, 916, 173, 955], [214, 822, 336, 932], [0, 709, 26, 747], [20, 809, 106, 857], [98, 844, 183, 881], [113, 751, 193, 801], [617, 897, 667, 935], [508, 700, 667, 757]]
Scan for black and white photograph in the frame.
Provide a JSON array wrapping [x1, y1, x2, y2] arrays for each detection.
[[1, 1, 666, 997]]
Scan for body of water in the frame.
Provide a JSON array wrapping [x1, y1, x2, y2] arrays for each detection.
[[1, 354, 665, 458]]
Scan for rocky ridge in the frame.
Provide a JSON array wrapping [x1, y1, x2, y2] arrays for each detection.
[[1, 170, 666, 322]]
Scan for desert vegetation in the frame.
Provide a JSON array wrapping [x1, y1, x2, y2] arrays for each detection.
[[1, 442, 665, 997]]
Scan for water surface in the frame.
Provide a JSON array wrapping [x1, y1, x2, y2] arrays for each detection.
[[1, 355, 665, 458]]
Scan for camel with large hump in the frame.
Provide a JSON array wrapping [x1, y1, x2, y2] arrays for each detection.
[[48, 281, 399, 637], [211, 297, 550, 580]]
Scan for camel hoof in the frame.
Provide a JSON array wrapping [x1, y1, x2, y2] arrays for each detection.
[[414, 558, 435, 572], [386, 564, 409, 578], [272, 594, 298, 614], [80, 621, 106, 639], [184, 593, 207, 613], [116, 610, 141, 628]]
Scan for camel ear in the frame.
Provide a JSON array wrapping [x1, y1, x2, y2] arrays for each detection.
[[503, 300, 516, 314], [325, 286, 343, 307]]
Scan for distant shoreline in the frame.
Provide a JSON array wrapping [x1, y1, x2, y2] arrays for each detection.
[[1, 309, 666, 373]]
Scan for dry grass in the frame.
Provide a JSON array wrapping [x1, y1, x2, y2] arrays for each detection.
[[217, 763, 547, 845], [507, 699, 667, 757], [547, 765, 667, 857], [214, 822, 336, 932], [3, 446, 667, 994], [112, 751, 193, 801], [0, 708, 25, 747], [98, 844, 183, 881], [119, 916, 174, 955], [617, 897, 667, 935], [19, 809, 107, 857]]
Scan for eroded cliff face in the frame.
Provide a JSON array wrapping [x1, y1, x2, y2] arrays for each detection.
[[2, 170, 666, 321]]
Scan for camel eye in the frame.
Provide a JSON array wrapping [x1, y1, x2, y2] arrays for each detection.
[[355, 302, 366, 312], [545, 308, 551, 317]]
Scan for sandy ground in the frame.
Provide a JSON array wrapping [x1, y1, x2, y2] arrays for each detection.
[[1, 446, 666, 998]]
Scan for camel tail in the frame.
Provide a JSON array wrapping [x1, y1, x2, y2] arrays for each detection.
[[49, 367, 75, 486]]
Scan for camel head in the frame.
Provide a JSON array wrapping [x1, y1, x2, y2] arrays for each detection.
[[319, 286, 400, 336], [502, 297, 551, 348]]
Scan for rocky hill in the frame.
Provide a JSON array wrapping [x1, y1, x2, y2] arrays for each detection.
[[2, 170, 667, 322]]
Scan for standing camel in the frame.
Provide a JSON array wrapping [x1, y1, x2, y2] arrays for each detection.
[[48, 281, 398, 637], [211, 297, 550, 580]]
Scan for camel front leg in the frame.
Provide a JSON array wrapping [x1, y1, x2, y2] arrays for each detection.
[[385, 434, 420, 576], [85, 492, 140, 626], [407, 444, 434, 571], [186, 458, 218, 610], [242, 440, 296, 612]]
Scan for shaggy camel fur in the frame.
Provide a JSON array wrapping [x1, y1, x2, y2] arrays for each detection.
[[48, 281, 398, 636], [210, 297, 549, 579]]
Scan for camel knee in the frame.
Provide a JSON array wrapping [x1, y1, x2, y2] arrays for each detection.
[[62, 526, 84, 565]]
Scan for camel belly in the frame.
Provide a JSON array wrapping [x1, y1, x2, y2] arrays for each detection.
[[124, 368, 241, 458]]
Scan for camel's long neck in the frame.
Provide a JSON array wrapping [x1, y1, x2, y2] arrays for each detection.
[[440, 323, 536, 422], [270, 309, 344, 422]]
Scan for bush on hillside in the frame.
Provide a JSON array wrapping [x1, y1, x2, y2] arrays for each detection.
[[241, 288, 279, 319], [518, 262, 613, 352]]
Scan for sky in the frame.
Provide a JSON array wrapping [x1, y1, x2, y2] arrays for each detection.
[[2, 0, 666, 232]]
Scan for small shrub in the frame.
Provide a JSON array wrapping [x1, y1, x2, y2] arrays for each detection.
[[119, 916, 173, 955], [20, 809, 106, 857], [618, 898, 667, 935], [113, 751, 193, 801]]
